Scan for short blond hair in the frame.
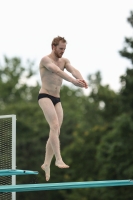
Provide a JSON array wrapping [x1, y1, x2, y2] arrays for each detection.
[[51, 36, 67, 49]]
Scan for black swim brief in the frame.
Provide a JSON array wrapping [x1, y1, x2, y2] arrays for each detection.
[[38, 93, 61, 106]]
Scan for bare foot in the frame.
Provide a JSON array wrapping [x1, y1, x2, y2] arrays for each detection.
[[41, 164, 50, 181], [55, 160, 69, 168]]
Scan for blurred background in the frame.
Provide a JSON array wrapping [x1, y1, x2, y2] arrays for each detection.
[[0, 0, 133, 199]]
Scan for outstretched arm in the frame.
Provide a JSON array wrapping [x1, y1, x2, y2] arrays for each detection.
[[65, 58, 88, 88], [41, 57, 86, 88]]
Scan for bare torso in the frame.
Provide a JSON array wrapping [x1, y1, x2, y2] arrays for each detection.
[[39, 55, 66, 97]]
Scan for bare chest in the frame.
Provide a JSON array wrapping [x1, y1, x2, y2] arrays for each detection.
[[51, 59, 65, 71], [41, 67, 63, 86]]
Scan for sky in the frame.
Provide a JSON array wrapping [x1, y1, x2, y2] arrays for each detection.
[[0, 0, 133, 94]]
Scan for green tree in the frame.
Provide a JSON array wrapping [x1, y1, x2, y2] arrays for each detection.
[[93, 10, 133, 200], [0, 56, 37, 105], [119, 11, 133, 115], [88, 71, 121, 122]]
